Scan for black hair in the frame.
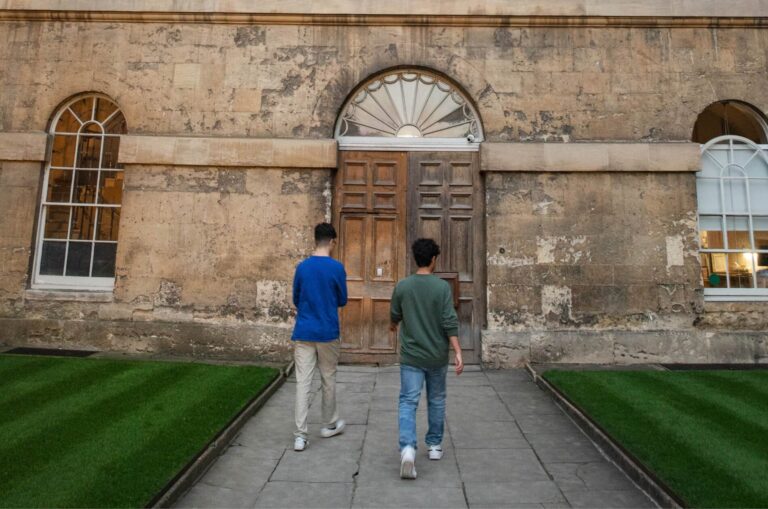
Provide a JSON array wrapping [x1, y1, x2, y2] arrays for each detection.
[[315, 222, 337, 245], [412, 238, 440, 268]]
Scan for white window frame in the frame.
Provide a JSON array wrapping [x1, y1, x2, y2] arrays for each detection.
[[698, 135, 768, 301], [32, 94, 125, 292], [335, 69, 483, 152]]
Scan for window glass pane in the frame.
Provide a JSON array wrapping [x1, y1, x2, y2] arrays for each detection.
[[56, 109, 81, 133], [722, 175, 749, 214], [73, 170, 98, 203], [69, 206, 96, 240], [725, 216, 751, 249], [104, 113, 127, 135], [727, 253, 755, 288], [76, 136, 102, 168], [46, 169, 73, 203], [102, 136, 122, 169], [69, 97, 94, 124], [95, 98, 118, 124], [92, 243, 117, 277], [96, 208, 120, 241], [702, 253, 726, 288], [51, 135, 76, 167], [98, 171, 123, 205], [44, 206, 71, 239], [755, 217, 768, 251], [82, 122, 103, 134], [699, 216, 724, 249], [749, 177, 768, 215], [65, 242, 92, 277], [39, 240, 66, 276]]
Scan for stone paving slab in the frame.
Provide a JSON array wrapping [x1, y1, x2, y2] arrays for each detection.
[[174, 366, 655, 508]]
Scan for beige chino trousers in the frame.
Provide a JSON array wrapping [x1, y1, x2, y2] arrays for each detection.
[[294, 339, 340, 438]]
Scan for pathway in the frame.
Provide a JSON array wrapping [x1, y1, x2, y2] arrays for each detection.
[[176, 366, 655, 508]]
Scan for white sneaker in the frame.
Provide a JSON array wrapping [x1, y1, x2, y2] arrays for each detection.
[[320, 419, 346, 438], [400, 446, 417, 479], [294, 436, 308, 451], [428, 444, 443, 461]]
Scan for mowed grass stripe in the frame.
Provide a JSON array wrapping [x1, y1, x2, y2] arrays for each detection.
[[546, 372, 754, 506], [544, 370, 768, 508], [5, 363, 271, 508], [61, 367, 277, 508], [709, 370, 768, 400], [0, 355, 278, 508], [663, 372, 768, 433], [0, 359, 135, 426], [0, 360, 199, 493], [0, 356, 72, 396], [0, 358, 182, 453], [624, 373, 768, 503]]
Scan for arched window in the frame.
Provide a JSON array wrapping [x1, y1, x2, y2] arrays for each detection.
[[33, 94, 127, 290], [693, 100, 768, 144], [335, 69, 483, 151], [695, 101, 768, 300]]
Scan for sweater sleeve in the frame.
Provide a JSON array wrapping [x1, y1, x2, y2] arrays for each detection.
[[292, 265, 301, 309], [336, 265, 348, 307], [390, 283, 402, 323], [441, 284, 459, 338]]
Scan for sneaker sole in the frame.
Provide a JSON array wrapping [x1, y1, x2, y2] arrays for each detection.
[[400, 460, 417, 479], [320, 426, 345, 438], [429, 453, 443, 461]]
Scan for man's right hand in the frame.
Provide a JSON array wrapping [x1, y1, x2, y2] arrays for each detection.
[[454, 353, 464, 376]]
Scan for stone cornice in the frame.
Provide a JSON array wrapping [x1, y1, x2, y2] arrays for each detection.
[[0, 132, 48, 162], [118, 136, 338, 169], [481, 142, 701, 173], [1, 0, 767, 27]]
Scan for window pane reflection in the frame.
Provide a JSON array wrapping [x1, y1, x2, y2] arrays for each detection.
[[96, 208, 120, 241], [66, 242, 92, 277], [69, 206, 96, 240], [47, 169, 73, 202], [73, 170, 98, 203], [51, 135, 76, 167], [92, 243, 117, 277], [98, 171, 123, 204], [44, 206, 71, 239], [76, 136, 102, 168], [40, 241, 66, 275]]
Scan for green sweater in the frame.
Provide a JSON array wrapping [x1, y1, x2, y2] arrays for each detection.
[[390, 274, 459, 369]]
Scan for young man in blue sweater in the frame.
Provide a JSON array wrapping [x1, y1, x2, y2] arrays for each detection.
[[291, 223, 348, 452]]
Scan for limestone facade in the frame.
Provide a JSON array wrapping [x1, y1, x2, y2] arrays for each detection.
[[1, 3, 767, 365]]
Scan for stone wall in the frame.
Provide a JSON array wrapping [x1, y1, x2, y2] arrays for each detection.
[[0, 161, 332, 360], [482, 169, 768, 367], [1, 18, 767, 363], [1, 23, 767, 142]]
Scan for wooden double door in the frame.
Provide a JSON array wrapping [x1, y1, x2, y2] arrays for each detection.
[[333, 151, 484, 364]]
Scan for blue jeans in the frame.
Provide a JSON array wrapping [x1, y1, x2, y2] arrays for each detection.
[[398, 364, 448, 451]]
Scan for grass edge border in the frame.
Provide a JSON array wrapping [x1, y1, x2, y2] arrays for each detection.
[[147, 361, 295, 508], [524, 363, 685, 509]]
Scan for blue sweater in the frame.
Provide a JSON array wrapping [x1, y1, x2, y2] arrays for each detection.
[[291, 256, 348, 342]]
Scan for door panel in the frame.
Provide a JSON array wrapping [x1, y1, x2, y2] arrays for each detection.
[[334, 150, 483, 364], [335, 152, 407, 362], [408, 152, 484, 364]]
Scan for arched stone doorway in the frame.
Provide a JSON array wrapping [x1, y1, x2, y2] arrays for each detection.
[[333, 68, 485, 364]]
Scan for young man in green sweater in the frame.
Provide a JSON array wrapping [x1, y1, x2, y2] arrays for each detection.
[[390, 238, 464, 480]]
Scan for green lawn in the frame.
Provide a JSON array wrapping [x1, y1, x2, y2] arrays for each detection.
[[543, 369, 768, 508], [0, 354, 278, 508]]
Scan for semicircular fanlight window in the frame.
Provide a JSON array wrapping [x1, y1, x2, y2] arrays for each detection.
[[336, 71, 482, 140]]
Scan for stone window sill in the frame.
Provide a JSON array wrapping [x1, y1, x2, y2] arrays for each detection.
[[24, 289, 114, 303]]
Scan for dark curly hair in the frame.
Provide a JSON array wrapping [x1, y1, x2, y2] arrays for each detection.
[[412, 238, 440, 268]]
